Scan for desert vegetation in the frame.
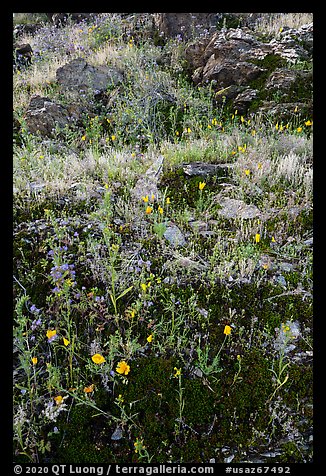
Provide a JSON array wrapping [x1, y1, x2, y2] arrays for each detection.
[[13, 13, 313, 464]]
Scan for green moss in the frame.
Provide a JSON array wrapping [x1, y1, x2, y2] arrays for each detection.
[[217, 349, 273, 446], [50, 405, 116, 463]]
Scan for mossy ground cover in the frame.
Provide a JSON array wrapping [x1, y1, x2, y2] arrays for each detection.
[[13, 13, 313, 464]]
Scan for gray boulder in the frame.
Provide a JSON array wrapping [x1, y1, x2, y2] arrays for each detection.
[[56, 58, 123, 93]]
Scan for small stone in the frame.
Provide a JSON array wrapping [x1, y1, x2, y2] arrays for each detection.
[[163, 224, 186, 247]]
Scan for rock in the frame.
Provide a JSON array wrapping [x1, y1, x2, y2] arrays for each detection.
[[258, 100, 313, 121], [265, 68, 312, 98], [56, 58, 123, 93], [233, 88, 259, 114], [200, 58, 265, 88], [14, 43, 33, 68], [131, 155, 164, 202], [184, 23, 312, 116], [111, 426, 123, 440], [269, 22, 313, 62], [24, 95, 82, 137], [13, 23, 42, 38], [163, 224, 186, 247], [217, 197, 261, 220], [153, 13, 219, 40], [182, 162, 233, 177]]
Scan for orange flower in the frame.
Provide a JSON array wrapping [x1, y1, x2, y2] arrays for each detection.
[[84, 384, 95, 393], [145, 206, 153, 214]]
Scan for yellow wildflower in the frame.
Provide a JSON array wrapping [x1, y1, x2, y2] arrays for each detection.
[[158, 206, 163, 214], [166, 197, 171, 204], [147, 334, 153, 343], [116, 360, 130, 376], [198, 181, 206, 190], [141, 283, 148, 292], [142, 195, 149, 203], [54, 395, 63, 405], [91, 354, 106, 365], [31, 357, 38, 365], [145, 206, 153, 214], [111, 135, 116, 141], [297, 127, 302, 133], [63, 337, 70, 347], [81, 135, 86, 141], [305, 120, 312, 126], [46, 329, 57, 340], [244, 169, 250, 176], [173, 367, 181, 378], [224, 325, 232, 335], [255, 233, 261, 243]]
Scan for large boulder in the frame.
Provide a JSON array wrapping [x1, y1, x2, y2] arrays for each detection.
[[24, 95, 82, 137], [14, 43, 33, 69], [184, 22, 313, 117], [56, 58, 123, 93], [153, 13, 219, 40]]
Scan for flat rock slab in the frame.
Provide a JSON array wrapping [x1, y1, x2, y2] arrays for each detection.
[[182, 162, 233, 177], [56, 57, 123, 92], [217, 197, 261, 219]]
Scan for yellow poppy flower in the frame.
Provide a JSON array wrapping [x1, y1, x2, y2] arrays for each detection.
[[54, 395, 63, 405], [116, 360, 130, 375], [224, 325, 232, 335], [91, 354, 106, 365], [46, 329, 57, 340], [145, 206, 153, 214]]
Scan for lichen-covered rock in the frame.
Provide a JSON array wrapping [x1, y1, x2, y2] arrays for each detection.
[[184, 23, 313, 116], [24, 95, 82, 136], [56, 57, 123, 93], [217, 197, 262, 219]]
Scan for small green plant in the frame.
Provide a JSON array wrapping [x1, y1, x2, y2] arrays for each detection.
[[268, 323, 295, 400], [172, 366, 185, 436], [195, 337, 222, 382]]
